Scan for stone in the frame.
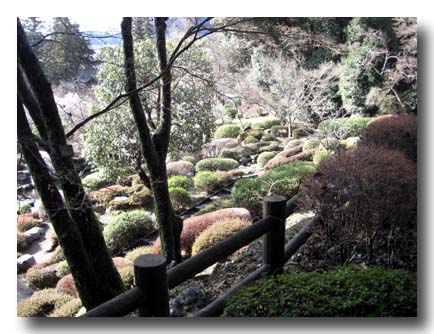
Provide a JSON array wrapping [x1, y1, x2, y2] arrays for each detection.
[[17, 254, 36, 273], [169, 285, 208, 317], [195, 262, 221, 278], [24, 226, 45, 242]]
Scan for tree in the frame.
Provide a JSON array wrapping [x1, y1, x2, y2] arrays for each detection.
[[132, 17, 154, 41], [34, 17, 95, 84], [17, 18, 125, 310], [82, 37, 216, 181]]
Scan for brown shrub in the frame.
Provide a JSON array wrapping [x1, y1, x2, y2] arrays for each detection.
[[87, 185, 129, 204], [49, 298, 82, 317], [17, 213, 41, 232], [56, 274, 78, 297], [26, 267, 60, 290], [151, 208, 251, 256], [112, 257, 132, 268], [166, 161, 195, 177], [300, 146, 417, 269], [17, 232, 29, 252], [361, 114, 417, 162], [17, 288, 72, 317], [216, 169, 245, 188], [264, 149, 315, 170]]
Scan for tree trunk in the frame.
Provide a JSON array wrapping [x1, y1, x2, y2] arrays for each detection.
[[17, 18, 125, 307], [121, 17, 182, 263]]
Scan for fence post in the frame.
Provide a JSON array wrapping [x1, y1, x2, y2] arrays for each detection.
[[134, 254, 170, 317], [263, 195, 286, 275]]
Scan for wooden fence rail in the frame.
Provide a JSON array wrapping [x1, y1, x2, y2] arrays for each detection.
[[82, 193, 317, 317]]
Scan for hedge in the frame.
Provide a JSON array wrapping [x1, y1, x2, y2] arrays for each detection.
[[318, 117, 371, 139], [194, 171, 220, 193], [17, 289, 73, 317], [196, 158, 239, 172], [214, 124, 241, 139], [224, 266, 417, 317], [168, 175, 193, 190]]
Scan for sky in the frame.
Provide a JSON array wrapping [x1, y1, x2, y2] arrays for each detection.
[[69, 17, 122, 32]]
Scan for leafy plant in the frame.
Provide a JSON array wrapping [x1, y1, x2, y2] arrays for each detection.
[[214, 124, 241, 139], [17, 288, 73, 317], [196, 158, 239, 172], [168, 175, 193, 190], [169, 187, 192, 211], [194, 171, 220, 193]]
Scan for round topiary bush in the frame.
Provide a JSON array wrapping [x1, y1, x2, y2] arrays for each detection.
[[82, 170, 113, 191], [17, 213, 41, 232], [56, 274, 78, 297], [194, 171, 220, 193], [301, 146, 417, 268], [318, 117, 371, 139], [56, 260, 71, 278], [260, 133, 275, 142], [302, 139, 321, 152], [26, 267, 60, 290], [224, 266, 417, 317], [285, 138, 305, 150], [103, 210, 155, 253], [341, 136, 360, 149], [151, 208, 251, 256], [181, 155, 198, 165], [242, 135, 259, 144], [168, 175, 193, 190], [17, 288, 73, 317], [214, 124, 241, 139], [192, 217, 251, 255], [219, 146, 254, 162], [196, 158, 239, 172], [19, 203, 32, 214], [125, 246, 152, 262], [118, 266, 135, 289], [169, 187, 192, 210], [257, 151, 278, 167], [49, 298, 83, 317], [258, 142, 281, 154], [251, 117, 281, 130], [360, 114, 417, 162], [313, 149, 329, 165], [17, 232, 29, 252], [166, 160, 195, 177], [192, 198, 234, 217]]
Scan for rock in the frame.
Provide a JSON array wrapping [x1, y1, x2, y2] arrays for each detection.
[[17, 254, 36, 273], [239, 157, 251, 165], [169, 285, 208, 317], [195, 262, 221, 278], [24, 226, 45, 242]]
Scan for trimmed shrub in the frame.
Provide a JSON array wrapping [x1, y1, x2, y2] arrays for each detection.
[[224, 267, 417, 317], [82, 170, 113, 191], [49, 298, 82, 317], [17, 232, 29, 252], [270, 125, 289, 137], [125, 246, 152, 262], [17, 289, 73, 317], [151, 208, 251, 255], [56, 260, 70, 278], [166, 161, 195, 177], [168, 175, 193, 190], [361, 114, 417, 162], [243, 135, 259, 144], [260, 133, 275, 141], [265, 149, 315, 170], [202, 138, 239, 158], [118, 266, 135, 289], [19, 203, 32, 214], [194, 171, 220, 193], [169, 187, 192, 210], [26, 267, 60, 290], [192, 217, 251, 256], [56, 274, 78, 297], [313, 149, 329, 165], [258, 142, 282, 154], [301, 146, 417, 268], [196, 158, 239, 172], [318, 117, 371, 139], [285, 138, 305, 150], [302, 139, 321, 152], [181, 155, 198, 165], [251, 118, 281, 130], [17, 213, 41, 232], [45, 246, 65, 266], [341, 136, 360, 149], [238, 128, 264, 142], [87, 185, 129, 205], [216, 169, 244, 188], [192, 198, 235, 217], [242, 143, 260, 154], [232, 161, 315, 217], [108, 185, 154, 211], [103, 210, 155, 253], [257, 151, 278, 167], [214, 124, 241, 139], [319, 137, 341, 152], [219, 146, 254, 162], [292, 128, 311, 139]]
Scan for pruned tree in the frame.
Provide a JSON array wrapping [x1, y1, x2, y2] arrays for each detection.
[[17, 18, 125, 309]]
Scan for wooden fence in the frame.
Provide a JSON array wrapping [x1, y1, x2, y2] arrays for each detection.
[[81, 193, 318, 317]]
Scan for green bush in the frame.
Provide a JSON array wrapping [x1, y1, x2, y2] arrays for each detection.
[[82, 170, 113, 191], [238, 129, 264, 141], [220, 146, 254, 161], [302, 139, 321, 152], [17, 289, 73, 317], [118, 266, 135, 289], [168, 175, 193, 190], [271, 125, 289, 137], [232, 161, 315, 217], [260, 133, 275, 142], [292, 128, 312, 139], [285, 139, 305, 150], [108, 185, 154, 211], [103, 210, 155, 253], [318, 117, 371, 139], [26, 267, 60, 290], [257, 151, 278, 167], [243, 135, 259, 144], [169, 187, 192, 210], [19, 203, 32, 214], [49, 298, 83, 317], [224, 266, 417, 317], [125, 246, 152, 262], [194, 171, 220, 193], [192, 198, 235, 217], [196, 158, 239, 172], [251, 118, 281, 130], [214, 124, 241, 139], [56, 260, 71, 278], [242, 143, 260, 154], [319, 137, 341, 152], [181, 155, 198, 165], [341, 136, 360, 149], [258, 142, 281, 154], [192, 218, 251, 255], [313, 149, 329, 165]]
